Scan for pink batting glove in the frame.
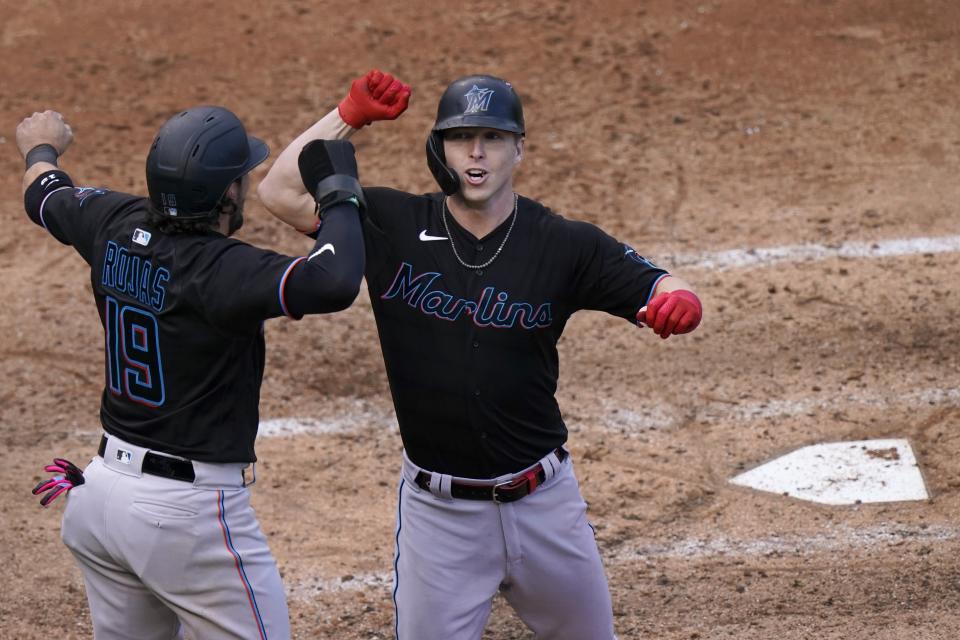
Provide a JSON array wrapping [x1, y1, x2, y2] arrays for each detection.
[[32, 458, 85, 507]]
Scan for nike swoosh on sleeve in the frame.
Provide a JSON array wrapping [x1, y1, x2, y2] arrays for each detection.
[[308, 243, 336, 260]]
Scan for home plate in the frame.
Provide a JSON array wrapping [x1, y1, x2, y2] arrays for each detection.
[[730, 439, 928, 505]]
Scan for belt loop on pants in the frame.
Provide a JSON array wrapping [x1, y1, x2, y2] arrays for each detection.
[[413, 446, 568, 503], [242, 463, 257, 487]]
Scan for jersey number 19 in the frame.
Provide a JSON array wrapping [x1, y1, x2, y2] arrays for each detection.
[[105, 296, 166, 407]]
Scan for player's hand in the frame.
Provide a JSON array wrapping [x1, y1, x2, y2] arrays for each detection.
[[32, 458, 85, 507], [16, 110, 73, 157], [338, 69, 412, 129], [636, 290, 702, 339]]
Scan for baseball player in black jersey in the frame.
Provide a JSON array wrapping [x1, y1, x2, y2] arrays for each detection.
[[19, 108, 368, 639], [258, 70, 703, 639]]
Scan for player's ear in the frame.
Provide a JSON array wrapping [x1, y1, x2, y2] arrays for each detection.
[[514, 135, 524, 165]]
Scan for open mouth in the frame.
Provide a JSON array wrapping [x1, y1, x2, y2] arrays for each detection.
[[464, 169, 487, 184]]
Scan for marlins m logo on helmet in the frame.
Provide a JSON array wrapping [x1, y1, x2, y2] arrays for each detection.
[[463, 85, 495, 114], [427, 75, 525, 195]]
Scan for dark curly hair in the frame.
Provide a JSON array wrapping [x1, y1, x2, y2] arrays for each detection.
[[144, 192, 239, 235]]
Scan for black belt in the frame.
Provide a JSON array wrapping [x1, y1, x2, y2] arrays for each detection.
[[98, 435, 196, 483], [414, 447, 568, 504]]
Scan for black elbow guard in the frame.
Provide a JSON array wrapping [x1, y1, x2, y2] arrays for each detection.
[[298, 139, 366, 215], [24, 169, 74, 225]]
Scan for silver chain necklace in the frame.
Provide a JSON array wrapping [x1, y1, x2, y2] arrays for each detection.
[[441, 192, 518, 271]]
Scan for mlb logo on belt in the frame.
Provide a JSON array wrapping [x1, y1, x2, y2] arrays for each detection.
[[116, 449, 133, 465]]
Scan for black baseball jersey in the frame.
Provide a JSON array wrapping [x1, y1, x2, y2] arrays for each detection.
[[363, 188, 669, 478], [25, 170, 363, 463]]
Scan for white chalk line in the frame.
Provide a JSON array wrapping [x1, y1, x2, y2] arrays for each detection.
[[259, 398, 397, 437], [282, 523, 959, 601], [598, 386, 960, 434], [662, 234, 960, 271], [610, 523, 959, 563]]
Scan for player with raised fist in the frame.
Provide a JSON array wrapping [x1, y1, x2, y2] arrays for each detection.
[[19, 107, 367, 639], [259, 70, 702, 639]]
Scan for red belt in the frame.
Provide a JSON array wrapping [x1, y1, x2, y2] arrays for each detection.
[[414, 447, 568, 503]]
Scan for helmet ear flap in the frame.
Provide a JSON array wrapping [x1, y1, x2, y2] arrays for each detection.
[[425, 131, 460, 196]]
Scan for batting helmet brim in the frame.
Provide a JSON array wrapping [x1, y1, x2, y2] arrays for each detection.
[[244, 135, 270, 175], [433, 114, 525, 135]]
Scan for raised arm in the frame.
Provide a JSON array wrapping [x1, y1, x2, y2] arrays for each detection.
[[258, 69, 411, 232], [280, 139, 368, 316]]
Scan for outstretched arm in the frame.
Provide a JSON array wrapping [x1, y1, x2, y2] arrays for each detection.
[[258, 69, 411, 232]]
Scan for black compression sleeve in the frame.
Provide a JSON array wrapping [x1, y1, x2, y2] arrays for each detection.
[[282, 201, 365, 317]]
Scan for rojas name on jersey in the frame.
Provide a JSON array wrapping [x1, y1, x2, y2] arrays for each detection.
[[381, 262, 552, 329], [101, 240, 170, 313]]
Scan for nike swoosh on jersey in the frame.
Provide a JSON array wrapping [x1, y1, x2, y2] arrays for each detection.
[[308, 243, 336, 260], [419, 230, 448, 242]]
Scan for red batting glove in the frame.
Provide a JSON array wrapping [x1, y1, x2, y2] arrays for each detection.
[[338, 69, 412, 129], [636, 290, 702, 339]]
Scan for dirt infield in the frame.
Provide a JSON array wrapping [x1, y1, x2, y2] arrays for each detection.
[[2, 1, 959, 638]]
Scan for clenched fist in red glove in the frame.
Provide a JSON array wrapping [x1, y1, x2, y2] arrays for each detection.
[[339, 69, 412, 129], [636, 289, 702, 339]]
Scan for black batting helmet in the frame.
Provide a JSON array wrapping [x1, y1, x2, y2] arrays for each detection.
[[426, 75, 525, 195], [146, 106, 269, 220]]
